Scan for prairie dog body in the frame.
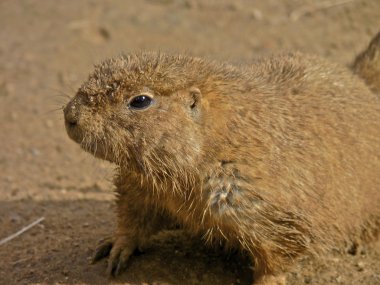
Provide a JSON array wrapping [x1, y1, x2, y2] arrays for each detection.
[[64, 33, 380, 284]]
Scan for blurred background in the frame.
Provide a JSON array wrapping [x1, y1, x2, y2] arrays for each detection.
[[0, 0, 379, 284]]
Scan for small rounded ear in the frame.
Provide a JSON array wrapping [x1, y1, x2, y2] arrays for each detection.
[[189, 87, 202, 119]]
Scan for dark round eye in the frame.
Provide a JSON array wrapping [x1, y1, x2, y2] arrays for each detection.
[[128, 95, 153, 110]]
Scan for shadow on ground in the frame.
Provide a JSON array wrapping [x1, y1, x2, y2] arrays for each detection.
[[0, 199, 252, 285]]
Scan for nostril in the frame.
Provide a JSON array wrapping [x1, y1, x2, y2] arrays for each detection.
[[65, 115, 78, 127], [64, 104, 79, 127], [67, 118, 78, 126]]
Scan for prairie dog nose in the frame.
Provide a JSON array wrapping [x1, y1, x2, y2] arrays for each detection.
[[64, 100, 80, 126]]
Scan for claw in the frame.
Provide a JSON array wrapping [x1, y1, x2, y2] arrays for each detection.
[[114, 251, 129, 276], [107, 251, 120, 276], [92, 240, 113, 264], [107, 247, 132, 277], [92, 236, 136, 277]]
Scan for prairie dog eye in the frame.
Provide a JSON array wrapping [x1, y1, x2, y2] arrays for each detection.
[[128, 95, 154, 110]]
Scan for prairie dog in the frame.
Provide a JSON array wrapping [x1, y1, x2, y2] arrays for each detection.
[[64, 33, 380, 284]]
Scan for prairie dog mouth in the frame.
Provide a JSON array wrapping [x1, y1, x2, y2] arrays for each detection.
[[64, 121, 85, 144]]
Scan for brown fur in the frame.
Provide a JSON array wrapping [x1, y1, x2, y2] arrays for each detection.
[[64, 37, 380, 284]]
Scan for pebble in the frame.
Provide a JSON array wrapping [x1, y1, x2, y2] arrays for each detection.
[[30, 148, 41, 156], [304, 276, 312, 283], [356, 261, 365, 271], [250, 9, 263, 20], [9, 213, 22, 223], [97, 26, 111, 40]]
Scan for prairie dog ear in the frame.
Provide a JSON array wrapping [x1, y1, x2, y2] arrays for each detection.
[[188, 87, 202, 119]]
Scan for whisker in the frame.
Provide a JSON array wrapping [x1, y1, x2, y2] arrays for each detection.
[[46, 85, 74, 100], [41, 107, 64, 115]]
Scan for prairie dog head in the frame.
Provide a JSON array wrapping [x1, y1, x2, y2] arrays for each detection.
[[64, 53, 206, 176]]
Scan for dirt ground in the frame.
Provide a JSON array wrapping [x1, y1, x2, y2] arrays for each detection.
[[0, 0, 379, 284]]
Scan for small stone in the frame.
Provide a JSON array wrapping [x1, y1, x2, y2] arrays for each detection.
[[356, 261, 365, 271], [304, 276, 312, 283], [9, 213, 22, 223], [98, 26, 111, 40], [250, 9, 263, 20], [31, 148, 41, 156]]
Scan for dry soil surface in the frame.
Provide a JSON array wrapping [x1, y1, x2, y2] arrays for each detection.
[[0, 0, 379, 284]]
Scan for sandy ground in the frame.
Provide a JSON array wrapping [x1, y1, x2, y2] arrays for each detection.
[[0, 0, 379, 284]]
